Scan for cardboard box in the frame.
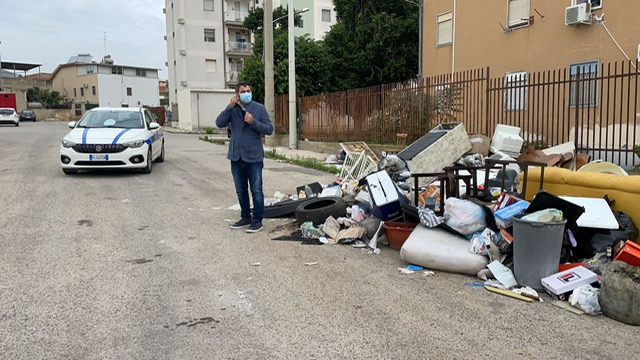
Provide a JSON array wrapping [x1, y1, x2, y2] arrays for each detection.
[[366, 170, 408, 221], [541, 266, 598, 300], [494, 200, 530, 228], [613, 240, 640, 267], [494, 191, 521, 212]]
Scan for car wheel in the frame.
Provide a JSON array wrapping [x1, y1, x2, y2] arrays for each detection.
[[63, 169, 78, 175], [142, 147, 153, 174], [15, 122, 19, 127], [295, 197, 347, 226], [155, 140, 165, 163]]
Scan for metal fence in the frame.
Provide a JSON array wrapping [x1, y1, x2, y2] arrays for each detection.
[[274, 60, 640, 166]]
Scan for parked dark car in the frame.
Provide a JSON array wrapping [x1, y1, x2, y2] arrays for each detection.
[[20, 109, 37, 122]]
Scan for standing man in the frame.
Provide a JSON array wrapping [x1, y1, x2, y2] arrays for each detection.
[[216, 81, 273, 233]]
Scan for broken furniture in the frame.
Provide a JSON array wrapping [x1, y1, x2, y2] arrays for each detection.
[[523, 166, 640, 243], [397, 123, 471, 174], [400, 224, 489, 276], [410, 159, 548, 208]]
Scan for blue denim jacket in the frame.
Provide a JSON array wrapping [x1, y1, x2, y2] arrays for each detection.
[[215, 101, 274, 163]]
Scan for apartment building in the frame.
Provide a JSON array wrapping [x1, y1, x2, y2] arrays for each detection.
[[423, 0, 639, 78], [51, 54, 160, 114], [164, 0, 336, 130]]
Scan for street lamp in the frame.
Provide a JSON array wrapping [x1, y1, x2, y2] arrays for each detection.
[[288, 3, 309, 149]]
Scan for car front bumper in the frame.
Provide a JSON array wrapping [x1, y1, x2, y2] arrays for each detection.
[[60, 143, 150, 170]]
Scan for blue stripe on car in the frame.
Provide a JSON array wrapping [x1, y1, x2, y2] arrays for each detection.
[[112, 129, 131, 144], [82, 128, 90, 144]]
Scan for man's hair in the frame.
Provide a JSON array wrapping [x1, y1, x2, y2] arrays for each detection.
[[235, 81, 251, 93]]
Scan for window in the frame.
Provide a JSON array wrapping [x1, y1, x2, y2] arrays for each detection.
[[507, 0, 530, 29], [322, 9, 331, 22], [127, 87, 133, 96], [203, 0, 214, 11], [111, 66, 123, 75], [92, 86, 96, 96], [437, 12, 453, 46], [135, 69, 147, 77], [204, 28, 215, 42], [86, 66, 95, 73], [80, 87, 85, 97], [569, 61, 599, 108], [205, 59, 217, 72], [572, 0, 602, 10], [74, 88, 77, 97], [504, 71, 528, 111]]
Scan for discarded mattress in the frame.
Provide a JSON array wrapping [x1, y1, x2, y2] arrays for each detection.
[[400, 224, 489, 276]]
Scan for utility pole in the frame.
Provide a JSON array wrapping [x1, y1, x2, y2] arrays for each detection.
[[264, 1, 275, 133]]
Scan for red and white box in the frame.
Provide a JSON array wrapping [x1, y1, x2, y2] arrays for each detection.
[[541, 266, 598, 300]]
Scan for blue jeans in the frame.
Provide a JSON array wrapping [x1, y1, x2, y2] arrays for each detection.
[[231, 160, 264, 223]]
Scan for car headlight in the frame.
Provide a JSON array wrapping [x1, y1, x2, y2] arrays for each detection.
[[61, 139, 76, 148], [123, 140, 145, 148]]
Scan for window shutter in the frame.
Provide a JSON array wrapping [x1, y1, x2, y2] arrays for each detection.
[[437, 12, 453, 46], [507, 0, 530, 28]]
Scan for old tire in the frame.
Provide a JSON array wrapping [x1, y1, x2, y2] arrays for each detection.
[[295, 196, 346, 226]]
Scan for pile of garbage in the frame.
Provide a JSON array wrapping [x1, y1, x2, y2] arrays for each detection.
[[263, 123, 640, 325]]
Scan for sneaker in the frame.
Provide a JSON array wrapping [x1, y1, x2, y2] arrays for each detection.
[[230, 218, 252, 229], [246, 221, 263, 233]]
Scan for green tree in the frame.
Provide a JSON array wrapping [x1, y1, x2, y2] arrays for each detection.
[[26, 86, 67, 109], [241, 7, 332, 102], [322, 0, 419, 90]]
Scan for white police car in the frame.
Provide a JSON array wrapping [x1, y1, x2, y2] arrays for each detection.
[[60, 107, 164, 175]]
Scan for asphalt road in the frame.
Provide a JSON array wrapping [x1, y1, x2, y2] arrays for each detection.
[[1, 122, 638, 360]]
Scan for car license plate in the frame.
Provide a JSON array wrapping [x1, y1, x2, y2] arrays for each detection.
[[89, 154, 109, 161]]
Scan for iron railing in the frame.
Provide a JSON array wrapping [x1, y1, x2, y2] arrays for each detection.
[[274, 60, 640, 166]]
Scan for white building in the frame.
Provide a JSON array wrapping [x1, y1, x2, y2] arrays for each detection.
[[164, 0, 336, 130], [51, 54, 160, 113]]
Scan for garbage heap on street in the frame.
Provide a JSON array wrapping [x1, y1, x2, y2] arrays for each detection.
[[264, 123, 640, 326]]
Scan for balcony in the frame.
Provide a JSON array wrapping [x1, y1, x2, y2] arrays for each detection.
[[227, 71, 240, 86], [224, 10, 249, 25], [226, 41, 252, 57]]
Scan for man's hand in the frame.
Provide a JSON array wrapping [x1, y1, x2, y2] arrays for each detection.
[[244, 111, 253, 125], [230, 95, 239, 108]]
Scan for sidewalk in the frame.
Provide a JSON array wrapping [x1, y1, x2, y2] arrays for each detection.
[[162, 125, 333, 163]]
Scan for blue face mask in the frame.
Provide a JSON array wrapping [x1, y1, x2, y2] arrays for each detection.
[[239, 92, 252, 104]]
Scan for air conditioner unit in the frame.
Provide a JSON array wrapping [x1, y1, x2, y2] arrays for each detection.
[[177, 18, 185, 24], [179, 50, 186, 56], [565, 3, 591, 26], [180, 81, 188, 87]]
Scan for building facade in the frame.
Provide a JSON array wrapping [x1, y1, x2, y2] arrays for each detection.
[[164, 0, 336, 130], [422, 0, 640, 78], [51, 55, 160, 113]]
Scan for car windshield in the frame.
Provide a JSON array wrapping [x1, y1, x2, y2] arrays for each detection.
[[0, 109, 15, 115], [77, 110, 144, 129]]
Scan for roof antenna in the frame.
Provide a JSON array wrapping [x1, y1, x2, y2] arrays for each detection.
[[103, 32, 107, 57]]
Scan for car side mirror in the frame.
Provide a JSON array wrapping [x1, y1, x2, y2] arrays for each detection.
[[68, 121, 76, 129], [149, 122, 160, 130]]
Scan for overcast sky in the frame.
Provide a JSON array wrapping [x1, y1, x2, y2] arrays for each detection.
[[0, 0, 168, 79]]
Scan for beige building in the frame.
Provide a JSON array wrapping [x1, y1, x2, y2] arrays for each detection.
[[51, 55, 160, 116], [422, 0, 639, 77]]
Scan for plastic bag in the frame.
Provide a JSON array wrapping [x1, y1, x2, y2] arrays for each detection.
[[444, 197, 486, 235], [568, 284, 601, 315], [521, 208, 564, 222]]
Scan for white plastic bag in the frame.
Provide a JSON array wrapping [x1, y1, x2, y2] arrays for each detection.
[[568, 284, 601, 315], [444, 197, 486, 235]]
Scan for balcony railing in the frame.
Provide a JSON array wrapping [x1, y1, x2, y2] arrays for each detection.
[[225, 10, 249, 23], [226, 41, 252, 54], [227, 71, 240, 83]]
